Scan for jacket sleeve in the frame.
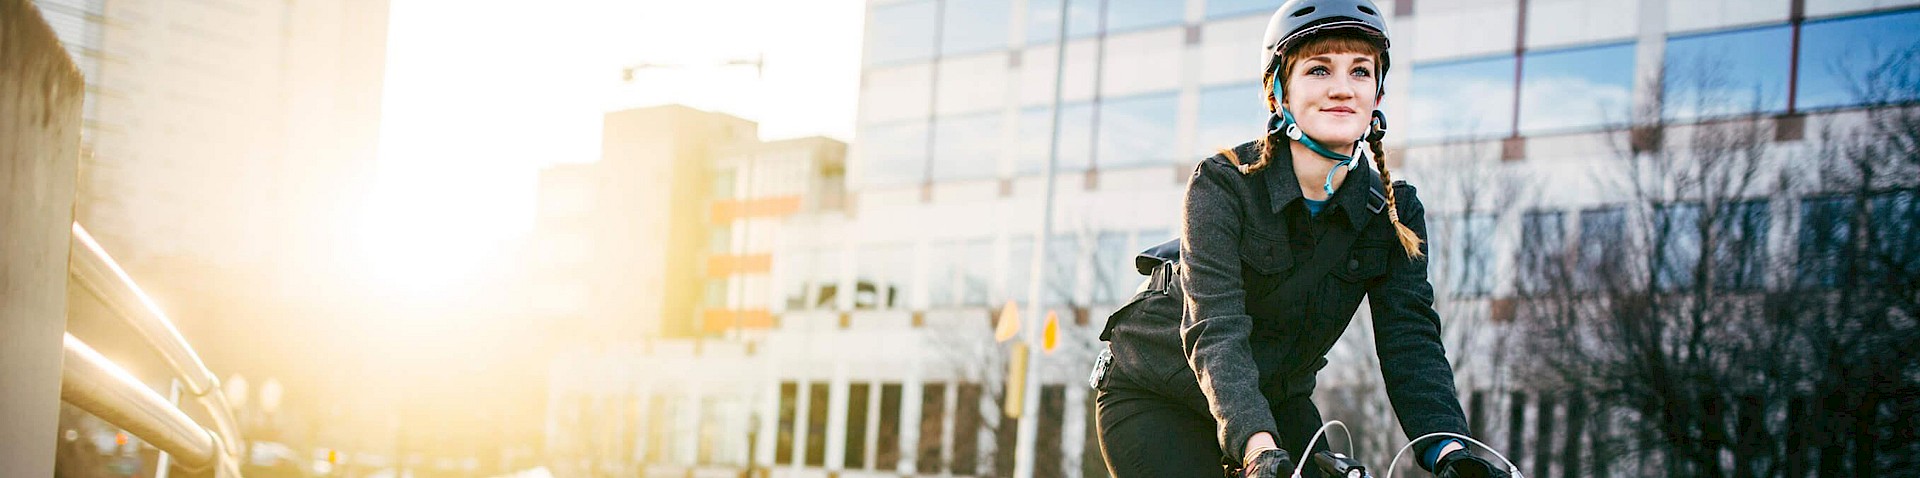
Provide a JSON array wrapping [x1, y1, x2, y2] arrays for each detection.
[[1177, 160, 1277, 462], [1365, 183, 1471, 454]]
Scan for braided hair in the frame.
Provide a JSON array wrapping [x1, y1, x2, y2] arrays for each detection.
[[1221, 32, 1424, 259]]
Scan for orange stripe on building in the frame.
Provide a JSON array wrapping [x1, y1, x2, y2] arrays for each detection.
[[702, 309, 775, 333], [707, 253, 772, 276], [710, 195, 802, 222]]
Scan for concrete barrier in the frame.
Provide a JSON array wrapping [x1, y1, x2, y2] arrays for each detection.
[[0, 0, 85, 474]]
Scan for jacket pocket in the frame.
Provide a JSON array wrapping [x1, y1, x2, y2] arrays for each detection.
[[1332, 246, 1390, 283], [1239, 227, 1293, 276]]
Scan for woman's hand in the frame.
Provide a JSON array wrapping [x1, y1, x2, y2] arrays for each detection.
[[1240, 447, 1293, 478]]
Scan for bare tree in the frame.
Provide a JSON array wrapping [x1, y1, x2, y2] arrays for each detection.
[[1509, 45, 1920, 477]]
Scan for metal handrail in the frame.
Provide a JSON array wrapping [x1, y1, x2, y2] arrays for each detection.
[[61, 333, 218, 469], [64, 223, 247, 476]]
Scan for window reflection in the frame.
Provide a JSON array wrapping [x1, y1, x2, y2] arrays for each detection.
[[929, 238, 993, 307], [1796, 9, 1920, 111], [1207, 0, 1277, 20], [1662, 25, 1792, 120], [1097, 91, 1180, 169], [1026, 0, 1102, 45], [1519, 42, 1635, 135], [866, 1, 938, 66], [1577, 207, 1627, 291], [942, 0, 1013, 56], [932, 113, 1005, 181], [1106, 0, 1184, 34], [1437, 213, 1497, 297], [1197, 85, 1269, 156], [1015, 103, 1095, 175], [856, 120, 929, 187], [1408, 56, 1517, 143]]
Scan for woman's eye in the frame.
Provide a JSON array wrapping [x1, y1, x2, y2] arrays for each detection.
[[1352, 67, 1372, 77], [1307, 66, 1329, 76]]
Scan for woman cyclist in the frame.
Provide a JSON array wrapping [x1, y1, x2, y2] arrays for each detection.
[[1093, 1, 1508, 477]]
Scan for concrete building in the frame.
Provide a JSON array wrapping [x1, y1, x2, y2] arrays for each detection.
[[546, 0, 1920, 477], [39, 0, 391, 300]]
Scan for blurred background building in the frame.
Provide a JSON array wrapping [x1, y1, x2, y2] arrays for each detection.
[[544, 0, 1920, 477]]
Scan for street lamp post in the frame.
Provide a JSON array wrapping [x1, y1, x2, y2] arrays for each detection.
[[1012, 0, 1075, 476]]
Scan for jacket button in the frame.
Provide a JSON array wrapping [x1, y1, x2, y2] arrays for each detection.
[[1347, 259, 1360, 271]]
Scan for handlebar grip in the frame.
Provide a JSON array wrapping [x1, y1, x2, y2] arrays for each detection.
[[1311, 450, 1369, 478]]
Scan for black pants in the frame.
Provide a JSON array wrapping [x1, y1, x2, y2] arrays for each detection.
[[1095, 369, 1330, 478]]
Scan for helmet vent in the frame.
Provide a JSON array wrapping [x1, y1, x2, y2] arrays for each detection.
[[1291, 6, 1316, 17], [1357, 5, 1377, 16]]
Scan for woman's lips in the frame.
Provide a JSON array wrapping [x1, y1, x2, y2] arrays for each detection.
[[1322, 107, 1356, 115]]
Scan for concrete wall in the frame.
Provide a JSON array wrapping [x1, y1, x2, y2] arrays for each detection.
[[0, 0, 85, 474]]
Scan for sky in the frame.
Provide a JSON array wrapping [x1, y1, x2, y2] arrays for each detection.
[[358, 0, 864, 294]]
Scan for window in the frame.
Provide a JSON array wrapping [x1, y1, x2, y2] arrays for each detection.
[[877, 383, 904, 470], [709, 226, 732, 253], [1408, 56, 1518, 143], [1517, 210, 1566, 294], [1653, 203, 1703, 291], [1662, 25, 1793, 120], [917, 382, 948, 474], [1438, 213, 1498, 297], [806, 383, 831, 466], [1519, 42, 1636, 135], [704, 278, 728, 308], [1719, 200, 1771, 290], [1797, 196, 1851, 289], [1007, 235, 1081, 306], [1796, 9, 1920, 111], [1015, 103, 1095, 175], [857, 120, 930, 187], [1097, 91, 1180, 169], [1196, 84, 1269, 156], [846, 383, 871, 469], [867, 1, 939, 65], [930, 239, 994, 307], [932, 113, 1005, 181], [1026, 0, 1102, 45], [1207, 0, 1276, 19], [952, 383, 983, 474], [855, 243, 914, 310], [713, 169, 737, 199], [1577, 207, 1627, 291], [1106, 0, 1183, 34], [942, 0, 1014, 56], [1093, 231, 1133, 304], [776, 382, 798, 465], [1868, 190, 1920, 283]]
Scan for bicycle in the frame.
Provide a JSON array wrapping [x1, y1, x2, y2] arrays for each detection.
[[1277, 420, 1525, 478]]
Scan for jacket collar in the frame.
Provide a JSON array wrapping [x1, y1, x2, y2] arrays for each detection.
[[1261, 141, 1388, 228]]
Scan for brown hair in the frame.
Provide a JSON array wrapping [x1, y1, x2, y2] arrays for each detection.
[[1220, 32, 1424, 259]]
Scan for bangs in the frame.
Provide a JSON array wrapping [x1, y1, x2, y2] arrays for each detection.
[[1285, 33, 1383, 65]]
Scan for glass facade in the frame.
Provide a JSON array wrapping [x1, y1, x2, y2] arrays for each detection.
[[1015, 103, 1096, 175], [1096, 91, 1181, 169], [867, 1, 939, 66], [1662, 25, 1793, 120], [1196, 85, 1269, 156], [1519, 42, 1636, 135], [857, 120, 930, 187], [931, 113, 1005, 181], [941, 0, 1014, 56], [1796, 9, 1920, 110], [1207, 0, 1277, 20], [1105, 0, 1184, 34], [1408, 56, 1518, 143], [1438, 213, 1498, 297], [1026, 0, 1103, 45]]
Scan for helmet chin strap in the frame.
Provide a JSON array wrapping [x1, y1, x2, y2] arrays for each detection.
[[1268, 108, 1369, 197]]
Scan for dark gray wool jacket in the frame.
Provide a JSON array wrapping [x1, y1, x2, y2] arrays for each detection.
[[1178, 139, 1469, 462]]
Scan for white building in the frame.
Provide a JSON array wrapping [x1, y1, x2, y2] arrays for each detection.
[[546, 0, 1920, 477]]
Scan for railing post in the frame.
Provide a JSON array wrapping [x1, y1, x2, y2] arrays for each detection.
[[0, 0, 86, 475]]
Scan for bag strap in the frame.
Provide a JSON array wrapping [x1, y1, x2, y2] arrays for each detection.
[[1261, 206, 1381, 302]]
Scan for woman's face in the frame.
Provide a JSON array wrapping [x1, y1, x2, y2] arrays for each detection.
[[1282, 51, 1379, 146]]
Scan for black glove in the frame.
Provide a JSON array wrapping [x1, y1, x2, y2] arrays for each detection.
[[1241, 448, 1294, 478], [1434, 450, 1510, 478]]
